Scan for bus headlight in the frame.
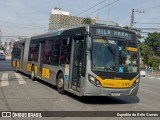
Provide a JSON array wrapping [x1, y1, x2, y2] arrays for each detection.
[[135, 75, 140, 84], [88, 75, 101, 87], [136, 78, 140, 83]]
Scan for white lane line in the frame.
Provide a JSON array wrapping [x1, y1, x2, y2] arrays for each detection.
[[14, 73, 26, 84], [149, 77, 155, 79], [158, 78, 160, 80], [1, 73, 9, 87]]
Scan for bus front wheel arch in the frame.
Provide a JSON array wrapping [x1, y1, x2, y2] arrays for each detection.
[[31, 65, 35, 81], [57, 72, 65, 94]]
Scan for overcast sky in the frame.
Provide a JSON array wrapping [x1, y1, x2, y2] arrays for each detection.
[[0, 0, 160, 42]]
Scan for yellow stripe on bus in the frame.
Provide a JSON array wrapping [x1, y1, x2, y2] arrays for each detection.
[[27, 64, 32, 72], [96, 76, 136, 88], [17, 61, 20, 68], [13, 61, 16, 67], [126, 47, 138, 52], [42, 68, 50, 79], [34, 66, 38, 74]]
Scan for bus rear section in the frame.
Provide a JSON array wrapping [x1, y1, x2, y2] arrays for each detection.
[[11, 38, 30, 73]]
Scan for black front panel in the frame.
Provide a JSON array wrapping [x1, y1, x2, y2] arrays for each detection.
[[90, 27, 136, 41]]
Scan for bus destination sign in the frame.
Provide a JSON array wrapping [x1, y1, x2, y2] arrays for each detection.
[[95, 28, 133, 40]]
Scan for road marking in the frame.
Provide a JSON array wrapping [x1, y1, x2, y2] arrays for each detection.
[[158, 78, 160, 80], [1, 73, 9, 87], [149, 77, 155, 79], [14, 73, 26, 84]]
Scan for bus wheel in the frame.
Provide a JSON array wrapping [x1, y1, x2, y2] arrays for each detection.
[[57, 73, 65, 94], [15, 62, 18, 73], [15, 66, 18, 73], [31, 66, 35, 81]]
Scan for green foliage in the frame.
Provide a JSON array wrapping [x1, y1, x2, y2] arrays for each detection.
[[82, 17, 92, 24], [147, 56, 160, 69], [123, 26, 130, 30], [145, 32, 160, 56], [0, 45, 5, 51], [139, 43, 153, 57], [139, 32, 160, 70]]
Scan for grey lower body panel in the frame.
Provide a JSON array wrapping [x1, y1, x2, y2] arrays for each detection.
[[83, 84, 139, 96]]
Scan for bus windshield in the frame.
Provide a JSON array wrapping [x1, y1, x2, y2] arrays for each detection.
[[92, 37, 139, 73]]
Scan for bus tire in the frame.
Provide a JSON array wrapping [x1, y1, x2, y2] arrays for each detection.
[[15, 62, 18, 73], [57, 73, 65, 94], [31, 66, 35, 81]]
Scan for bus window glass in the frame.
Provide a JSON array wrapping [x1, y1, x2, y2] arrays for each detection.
[[60, 37, 71, 64], [28, 40, 39, 62], [12, 43, 21, 59], [42, 39, 54, 64], [92, 37, 139, 73], [53, 38, 61, 64]]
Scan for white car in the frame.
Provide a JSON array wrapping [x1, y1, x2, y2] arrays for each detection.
[[140, 69, 146, 77], [0, 54, 6, 60]]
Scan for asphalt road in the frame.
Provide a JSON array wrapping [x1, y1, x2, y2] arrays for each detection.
[[0, 60, 160, 120]]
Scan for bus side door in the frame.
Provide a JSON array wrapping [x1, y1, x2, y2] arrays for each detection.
[[70, 36, 86, 92]]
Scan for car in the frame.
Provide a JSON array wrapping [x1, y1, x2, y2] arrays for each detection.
[[0, 54, 6, 60], [140, 68, 146, 77]]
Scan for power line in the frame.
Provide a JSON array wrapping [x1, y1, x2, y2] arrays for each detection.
[[135, 22, 160, 24], [82, 0, 120, 17], [135, 17, 160, 20], [135, 4, 160, 15], [136, 28, 160, 30], [76, 0, 107, 16]]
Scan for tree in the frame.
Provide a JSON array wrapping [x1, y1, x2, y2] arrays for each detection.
[[139, 42, 154, 64], [0, 45, 5, 51], [82, 17, 92, 24], [145, 32, 160, 56]]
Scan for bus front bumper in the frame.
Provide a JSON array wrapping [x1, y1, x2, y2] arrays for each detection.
[[83, 84, 139, 96]]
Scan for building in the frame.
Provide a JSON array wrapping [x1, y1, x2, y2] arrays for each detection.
[[49, 8, 96, 30], [49, 8, 119, 30]]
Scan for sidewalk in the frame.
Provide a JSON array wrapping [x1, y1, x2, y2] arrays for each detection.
[[147, 72, 160, 76]]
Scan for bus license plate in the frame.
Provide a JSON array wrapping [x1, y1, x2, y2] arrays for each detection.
[[111, 93, 121, 96]]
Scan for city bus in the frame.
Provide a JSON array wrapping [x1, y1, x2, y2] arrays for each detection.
[[11, 24, 140, 96]]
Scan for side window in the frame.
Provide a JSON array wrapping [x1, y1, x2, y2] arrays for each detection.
[[28, 40, 39, 62], [53, 38, 61, 65], [13, 43, 21, 59], [60, 37, 71, 64], [42, 38, 54, 65]]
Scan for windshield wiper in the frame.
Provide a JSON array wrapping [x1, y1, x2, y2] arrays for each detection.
[[103, 67, 115, 72]]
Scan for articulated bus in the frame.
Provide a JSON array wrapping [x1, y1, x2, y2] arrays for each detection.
[[11, 24, 140, 96]]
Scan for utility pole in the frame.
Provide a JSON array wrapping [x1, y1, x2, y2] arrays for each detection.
[[130, 9, 135, 29], [130, 9, 144, 29]]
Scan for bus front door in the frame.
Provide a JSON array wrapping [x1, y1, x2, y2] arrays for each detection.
[[71, 38, 84, 92]]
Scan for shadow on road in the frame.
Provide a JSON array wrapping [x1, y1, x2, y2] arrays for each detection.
[[33, 77, 140, 105], [65, 92, 140, 105]]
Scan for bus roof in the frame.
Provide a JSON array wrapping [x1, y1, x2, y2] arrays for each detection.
[[31, 24, 136, 40]]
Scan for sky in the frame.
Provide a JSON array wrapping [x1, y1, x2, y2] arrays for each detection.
[[0, 0, 160, 42]]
